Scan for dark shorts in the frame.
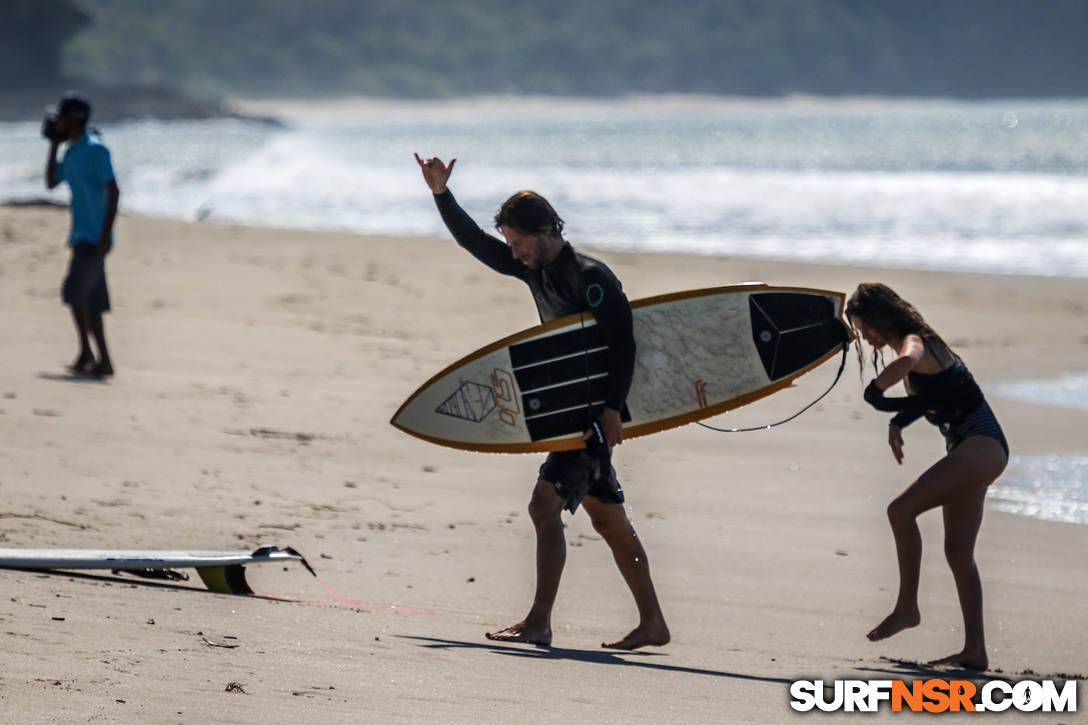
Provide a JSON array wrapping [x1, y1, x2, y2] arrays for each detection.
[[539, 449, 624, 514], [941, 400, 1009, 458], [62, 243, 110, 314]]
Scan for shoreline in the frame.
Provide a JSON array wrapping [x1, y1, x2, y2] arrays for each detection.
[[227, 93, 1087, 120], [1, 205, 1085, 721], [4, 201, 1087, 285]]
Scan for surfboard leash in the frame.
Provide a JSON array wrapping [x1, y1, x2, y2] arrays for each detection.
[[250, 547, 433, 614], [696, 320, 852, 433]]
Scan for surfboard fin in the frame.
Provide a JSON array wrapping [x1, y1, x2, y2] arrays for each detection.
[[194, 546, 312, 594], [196, 564, 254, 595]]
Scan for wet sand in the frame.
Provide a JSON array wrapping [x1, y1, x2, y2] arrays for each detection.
[[1, 205, 1085, 722]]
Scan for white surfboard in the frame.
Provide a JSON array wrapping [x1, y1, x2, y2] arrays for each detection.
[[392, 282, 847, 453], [0, 546, 307, 594]]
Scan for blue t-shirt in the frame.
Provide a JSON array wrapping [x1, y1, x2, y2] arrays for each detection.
[[56, 131, 116, 247]]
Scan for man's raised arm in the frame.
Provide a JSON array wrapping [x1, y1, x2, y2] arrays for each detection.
[[414, 154, 525, 278]]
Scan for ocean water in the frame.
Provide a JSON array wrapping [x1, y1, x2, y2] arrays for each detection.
[[992, 372, 1088, 411], [991, 454, 1088, 525], [1, 96, 1086, 276], [988, 373, 1088, 525]]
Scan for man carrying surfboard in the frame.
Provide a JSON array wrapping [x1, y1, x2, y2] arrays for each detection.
[[415, 154, 669, 650]]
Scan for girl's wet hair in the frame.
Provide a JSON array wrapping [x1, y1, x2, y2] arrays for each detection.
[[494, 191, 564, 237], [845, 282, 954, 377]]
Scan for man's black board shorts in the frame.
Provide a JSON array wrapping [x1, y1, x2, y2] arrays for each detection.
[[62, 243, 110, 314], [539, 449, 624, 514]]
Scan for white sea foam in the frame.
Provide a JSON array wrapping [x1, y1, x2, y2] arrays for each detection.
[[2, 97, 1086, 276]]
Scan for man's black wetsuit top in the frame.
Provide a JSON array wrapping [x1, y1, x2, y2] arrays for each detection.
[[434, 189, 635, 412]]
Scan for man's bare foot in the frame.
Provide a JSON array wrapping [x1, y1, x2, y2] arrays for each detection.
[[67, 354, 95, 374], [602, 621, 670, 650], [927, 648, 988, 671], [866, 608, 920, 641], [485, 621, 551, 646]]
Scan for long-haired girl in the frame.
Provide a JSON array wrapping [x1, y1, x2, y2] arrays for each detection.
[[847, 282, 1008, 670]]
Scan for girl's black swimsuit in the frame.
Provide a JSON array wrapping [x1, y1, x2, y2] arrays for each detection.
[[864, 360, 1009, 457]]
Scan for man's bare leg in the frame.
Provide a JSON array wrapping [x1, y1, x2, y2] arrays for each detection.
[[68, 308, 94, 373], [486, 479, 566, 646], [88, 313, 113, 377], [582, 497, 670, 650]]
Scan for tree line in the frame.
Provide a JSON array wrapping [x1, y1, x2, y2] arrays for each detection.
[[50, 0, 1088, 99]]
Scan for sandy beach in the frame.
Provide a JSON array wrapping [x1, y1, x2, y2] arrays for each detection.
[[0, 205, 1085, 723]]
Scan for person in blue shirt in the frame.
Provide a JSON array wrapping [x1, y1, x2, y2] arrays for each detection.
[[44, 96, 120, 378]]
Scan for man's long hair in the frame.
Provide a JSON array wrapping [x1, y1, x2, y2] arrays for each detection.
[[845, 282, 954, 377], [494, 191, 564, 237]]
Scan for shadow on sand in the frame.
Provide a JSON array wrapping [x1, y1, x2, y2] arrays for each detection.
[[400, 635, 794, 684], [38, 371, 108, 384], [6, 567, 198, 592], [854, 656, 995, 681], [854, 656, 1086, 683]]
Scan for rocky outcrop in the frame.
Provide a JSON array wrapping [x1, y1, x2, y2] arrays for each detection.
[[0, 1, 269, 123]]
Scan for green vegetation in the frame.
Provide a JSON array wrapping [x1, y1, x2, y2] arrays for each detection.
[[62, 0, 1088, 98], [2, 0, 89, 89]]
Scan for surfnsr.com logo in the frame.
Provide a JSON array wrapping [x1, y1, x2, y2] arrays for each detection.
[[789, 678, 1078, 713]]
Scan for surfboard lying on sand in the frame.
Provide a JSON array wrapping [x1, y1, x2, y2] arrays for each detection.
[[0, 545, 307, 595], [392, 282, 848, 453]]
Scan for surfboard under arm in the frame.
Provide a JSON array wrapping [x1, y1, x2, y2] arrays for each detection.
[[391, 283, 848, 453]]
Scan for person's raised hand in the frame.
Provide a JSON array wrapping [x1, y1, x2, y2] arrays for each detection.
[[414, 153, 456, 194]]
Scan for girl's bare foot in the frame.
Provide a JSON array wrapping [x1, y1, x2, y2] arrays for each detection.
[[485, 620, 551, 646], [928, 648, 988, 671], [866, 607, 920, 641], [602, 621, 670, 650]]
